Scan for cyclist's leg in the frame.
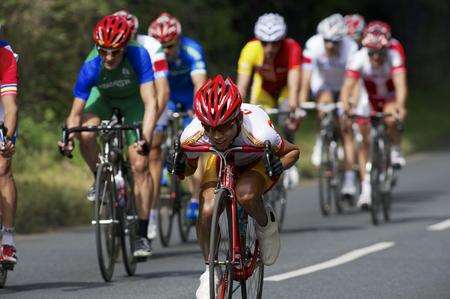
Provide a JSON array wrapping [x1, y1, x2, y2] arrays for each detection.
[[197, 155, 219, 261], [0, 154, 18, 262], [236, 160, 280, 265], [80, 87, 108, 174]]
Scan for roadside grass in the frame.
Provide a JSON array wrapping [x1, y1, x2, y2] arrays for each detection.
[[10, 88, 450, 233]]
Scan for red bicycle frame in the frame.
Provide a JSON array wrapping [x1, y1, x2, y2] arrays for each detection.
[[182, 144, 265, 281]]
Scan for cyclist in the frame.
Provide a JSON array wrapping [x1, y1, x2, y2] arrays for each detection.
[[168, 75, 299, 298], [0, 39, 19, 265], [236, 13, 301, 185], [340, 21, 408, 207], [150, 12, 207, 222], [299, 13, 359, 197], [112, 10, 170, 241], [58, 15, 159, 257], [344, 14, 366, 47]]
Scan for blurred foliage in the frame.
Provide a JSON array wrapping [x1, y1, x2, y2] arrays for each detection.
[[0, 0, 449, 232]]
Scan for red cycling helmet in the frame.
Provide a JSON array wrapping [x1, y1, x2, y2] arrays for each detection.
[[194, 75, 242, 128], [113, 10, 139, 36], [362, 21, 391, 50], [93, 15, 132, 49], [149, 13, 182, 44], [344, 14, 365, 39]]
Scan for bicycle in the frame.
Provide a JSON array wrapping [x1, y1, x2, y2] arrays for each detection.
[[60, 108, 142, 282], [158, 109, 194, 246], [351, 112, 397, 225], [301, 102, 345, 216], [178, 140, 277, 298]]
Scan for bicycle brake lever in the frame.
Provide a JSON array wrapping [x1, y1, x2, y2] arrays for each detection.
[[264, 140, 273, 178], [60, 126, 73, 159]]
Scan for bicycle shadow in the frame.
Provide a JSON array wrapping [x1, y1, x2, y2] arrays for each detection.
[[281, 224, 364, 235], [0, 281, 108, 294]]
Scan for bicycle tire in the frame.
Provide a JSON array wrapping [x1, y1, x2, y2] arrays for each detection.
[[239, 211, 264, 299], [94, 163, 117, 282], [177, 188, 192, 242], [318, 137, 332, 216], [0, 265, 6, 288], [370, 140, 382, 226], [120, 166, 138, 276], [209, 188, 233, 299], [330, 141, 344, 214]]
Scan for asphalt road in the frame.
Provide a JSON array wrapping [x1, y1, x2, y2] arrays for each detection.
[[1, 151, 450, 298]]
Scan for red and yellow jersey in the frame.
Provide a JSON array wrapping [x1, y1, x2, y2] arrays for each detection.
[[181, 103, 283, 166], [237, 38, 301, 99]]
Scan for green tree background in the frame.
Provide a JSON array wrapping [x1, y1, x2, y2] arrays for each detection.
[[0, 0, 449, 232]]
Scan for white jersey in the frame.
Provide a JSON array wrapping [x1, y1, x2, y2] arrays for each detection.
[[302, 34, 358, 94], [181, 103, 283, 166], [136, 34, 169, 79], [346, 47, 406, 101]]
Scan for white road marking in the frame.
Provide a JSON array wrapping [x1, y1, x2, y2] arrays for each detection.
[[427, 219, 450, 231], [265, 241, 395, 282]]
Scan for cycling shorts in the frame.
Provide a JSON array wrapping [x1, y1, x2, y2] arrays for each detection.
[[84, 88, 143, 146], [201, 155, 277, 193], [249, 79, 289, 109]]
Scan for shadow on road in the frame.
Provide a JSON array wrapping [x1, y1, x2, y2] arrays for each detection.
[[0, 281, 108, 294], [393, 190, 447, 203], [134, 269, 203, 280], [151, 248, 202, 259], [389, 215, 450, 225], [282, 225, 364, 235]]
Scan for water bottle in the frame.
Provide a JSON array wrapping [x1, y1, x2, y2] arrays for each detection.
[[115, 170, 126, 207]]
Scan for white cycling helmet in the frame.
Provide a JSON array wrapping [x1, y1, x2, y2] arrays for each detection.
[[254, 13, 287, 42], [317, 13, 347, 42]]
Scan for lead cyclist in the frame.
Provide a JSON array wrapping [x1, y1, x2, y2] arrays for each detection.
[[168, 75, 299, 298]]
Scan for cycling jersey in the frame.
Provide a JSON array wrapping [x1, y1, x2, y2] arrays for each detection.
[[346, 47, 406, 111], [167, 36, 206, 109], [181, 103, 282, 166], [136, 34, 169, 79], [0, 40, 18, 122], [237, 38, 301, 106], [73, 41, 155, 144], [390, 38, 406, 64], [302, 34, 358, 96]]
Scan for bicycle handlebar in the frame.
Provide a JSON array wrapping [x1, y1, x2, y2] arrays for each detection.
[[300, 101, 342, 113]]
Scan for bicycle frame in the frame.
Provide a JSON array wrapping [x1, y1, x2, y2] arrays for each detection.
[[181, 144, 266, 281]]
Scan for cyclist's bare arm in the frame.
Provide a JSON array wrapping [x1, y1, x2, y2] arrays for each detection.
[[287, 67, 301, 110], [277, 139, 300, 169], [66, 98, 85, 133], [339, 76, 358, 110], [1, 94, 18, 138], [237, 72, 252, 102], [298, 68, 312, 104], [192, 73, 207, 93], [140, 81, 158, 142], [154, 77, 170, 119], [392, 71, 408, 119]]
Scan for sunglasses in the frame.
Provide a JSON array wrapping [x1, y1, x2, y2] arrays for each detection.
[[202, 118, 238, 134], [324, 39, 340, 44], [162, 41, 177, 49], [97, 47, 124, 57], [368, 49, 387, 57]]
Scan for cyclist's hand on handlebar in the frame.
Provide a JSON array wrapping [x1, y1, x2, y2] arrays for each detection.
[[0, 138, 15, 158], [167, 148, 187, 177], [396, 105, 407, 121], [135, 140, 150, 155], [58, 139, 74, 157], [264, 151, 284, 180]]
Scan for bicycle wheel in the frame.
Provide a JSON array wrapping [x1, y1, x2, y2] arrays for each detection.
[[0, 264, 6, 288], [120, 166, 138, 276], [318, 138, 332, 216], [239, 213, 264, 298], [177, 187, 193, 242], [209, 188, 233, 299], [329, 141, 344, 214], [380, 137, 392, 222], [370, 141, 382, 226], [158, 175, 175, 247], [94, 163, 117, 282]]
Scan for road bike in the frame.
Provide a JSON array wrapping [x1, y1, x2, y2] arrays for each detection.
[[351, 112, 398, 225], [158, 109, 193, 246], [301, 102, 346, 216], [61, 109, 142, 282], [178, 140, 277, 298]]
